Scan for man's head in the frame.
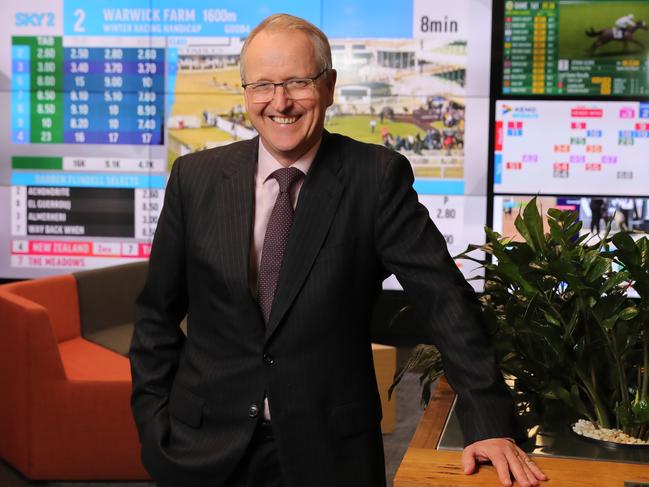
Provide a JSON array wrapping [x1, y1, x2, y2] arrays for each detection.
[[240, 14, 337, 166]]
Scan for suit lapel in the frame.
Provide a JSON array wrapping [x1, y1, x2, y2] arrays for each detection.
[[215, 138, 258, 305], [265, 133, 345, 340]]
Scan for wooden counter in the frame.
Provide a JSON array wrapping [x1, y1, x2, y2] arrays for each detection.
[[372, 343, 396, 434], [394, 377, 649, 486]]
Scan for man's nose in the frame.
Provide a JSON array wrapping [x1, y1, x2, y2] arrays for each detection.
[[271, 85, 292, 111]]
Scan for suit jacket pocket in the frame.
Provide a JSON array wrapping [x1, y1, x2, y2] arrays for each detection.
[[168, 384, 204, 428], [329, 401, 382, 439]]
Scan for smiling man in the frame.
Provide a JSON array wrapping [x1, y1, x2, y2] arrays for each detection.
[[240, 26, 334, 165], [130, 13, 546, 487]]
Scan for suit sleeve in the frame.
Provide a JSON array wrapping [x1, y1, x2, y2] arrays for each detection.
[[129, 157, 188, 441], [374, 153, 524, 446]]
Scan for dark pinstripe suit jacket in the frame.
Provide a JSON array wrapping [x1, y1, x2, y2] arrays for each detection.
[[129, 132, 521, 487]]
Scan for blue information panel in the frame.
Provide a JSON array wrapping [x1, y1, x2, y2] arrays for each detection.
[[62, 46, 165, 145]]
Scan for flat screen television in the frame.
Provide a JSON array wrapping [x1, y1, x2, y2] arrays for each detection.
[[1, 0, 493, 291]]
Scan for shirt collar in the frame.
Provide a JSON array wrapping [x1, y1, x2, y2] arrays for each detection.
[[257, 138, 321, 183]]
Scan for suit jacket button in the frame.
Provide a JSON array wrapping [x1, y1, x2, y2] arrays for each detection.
[[248, 404, 259, 418], [263, 353, 275, 365]]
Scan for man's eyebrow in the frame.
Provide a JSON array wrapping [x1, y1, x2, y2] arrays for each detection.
[[248, 75, 311, 83]]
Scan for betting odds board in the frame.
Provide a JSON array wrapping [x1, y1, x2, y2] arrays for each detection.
[[7, 34, 167, 270], [1, 0, 493, 290], [494, 100, 649, 196], [501, 0, 649, 96]]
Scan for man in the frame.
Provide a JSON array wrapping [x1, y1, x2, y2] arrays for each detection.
[[589, 198, 605, 235], [130, 14, 547, 487]]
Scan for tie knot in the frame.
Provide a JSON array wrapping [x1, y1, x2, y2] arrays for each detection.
[[271, 167, 303, 193]]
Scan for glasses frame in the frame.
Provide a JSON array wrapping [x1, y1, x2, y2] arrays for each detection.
[[242, 68, 329, 102]]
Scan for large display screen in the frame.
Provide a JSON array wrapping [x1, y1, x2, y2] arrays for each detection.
[[493, 99, 649, 196], [491, 0, 649, 247], [502, 0, 649, 96], [1, 0, 493, 287]]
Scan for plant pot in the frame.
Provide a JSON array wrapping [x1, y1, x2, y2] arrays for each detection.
[[570, 420, 649, 450]]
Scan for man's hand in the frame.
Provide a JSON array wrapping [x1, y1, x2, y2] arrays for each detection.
[[461, 438, 548, 487]]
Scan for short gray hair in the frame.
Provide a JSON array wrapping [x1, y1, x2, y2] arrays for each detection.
[[240, 13, 332, 82]]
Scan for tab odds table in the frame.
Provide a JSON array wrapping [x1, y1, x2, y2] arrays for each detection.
[[11, 36, 165, 145]]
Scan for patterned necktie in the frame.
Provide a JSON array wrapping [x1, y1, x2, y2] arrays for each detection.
[[258, 167, 304, 323]]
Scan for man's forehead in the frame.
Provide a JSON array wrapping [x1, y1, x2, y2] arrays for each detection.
[[248, 29, 314, 53], [243, 30, 317, 74]]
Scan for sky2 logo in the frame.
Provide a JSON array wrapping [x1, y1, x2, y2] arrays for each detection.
[[15, 12, 55, 27]]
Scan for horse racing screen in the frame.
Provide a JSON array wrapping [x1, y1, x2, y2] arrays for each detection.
[[1, 0, 492, 287], [501, 0, 649, 96]]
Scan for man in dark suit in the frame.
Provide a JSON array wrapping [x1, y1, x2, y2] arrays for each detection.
[[130, 13, 546, 487]]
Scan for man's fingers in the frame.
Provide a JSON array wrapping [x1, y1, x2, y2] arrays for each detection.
[[517, 457, 540, 487], [506, 448, 541, 487], [523, 455, 548, 481], [491, 452, 514, 487], [460, 446, 477, 474]]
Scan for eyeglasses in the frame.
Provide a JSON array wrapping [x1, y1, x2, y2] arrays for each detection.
[[242, 68, 329, 103]]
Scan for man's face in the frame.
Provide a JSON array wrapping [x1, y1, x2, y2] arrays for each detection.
[[242, 30, 336, 165]]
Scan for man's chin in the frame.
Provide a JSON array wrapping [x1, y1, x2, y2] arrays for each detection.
[[270, 136, 301, 149], [262, 138, 309, 159]]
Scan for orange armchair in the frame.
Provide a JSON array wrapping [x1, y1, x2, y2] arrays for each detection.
[[0, 273, 148, 480]]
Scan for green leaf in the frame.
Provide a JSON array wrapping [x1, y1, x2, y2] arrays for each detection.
[[615, 402, 634, 426], [514, 213, 534, 249], [543, 382, 588, 417], [598, 271, 630, 295], [454, 243, 487, 261], [585, 254, 611, 283], [638, 237, 649, 267], [537, 324, 564, 356], [564, 209, 579, 226], [632, 399, 649, 423], [522, 198, 546, 253], [548, 218, 565, 244], [612, 232, 637, 253], [507, 244, 536, 267], [563, 307, 580, 344], [542, 310, 561, 327], [497, 262, 538, 295], [618, 306, 640, 321], [601, 316, 618, 331], [570, 384, 589, 417], [484, 228, 510, 261], [593, 294, 626, 323], [564, 220, 583, 241], [484, 226, 504, 244], [547, 259, 575, 280]]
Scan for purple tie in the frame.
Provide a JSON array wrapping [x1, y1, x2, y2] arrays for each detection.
[[258, 167, 304, 323]]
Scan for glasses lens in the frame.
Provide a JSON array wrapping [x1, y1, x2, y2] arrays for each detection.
[[248, 84, 274, 102], [285, 79, 313, 100]]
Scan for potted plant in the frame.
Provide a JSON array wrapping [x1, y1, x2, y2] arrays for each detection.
[[392, 198, 649, 444]]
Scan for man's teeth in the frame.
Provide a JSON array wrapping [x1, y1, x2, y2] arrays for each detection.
[[272, 116, 298, 124]]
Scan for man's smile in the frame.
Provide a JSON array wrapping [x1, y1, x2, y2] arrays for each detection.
[[269, 115, 300, 125]]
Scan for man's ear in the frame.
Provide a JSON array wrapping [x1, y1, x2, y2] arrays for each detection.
[[326, 69, 337, 107]]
